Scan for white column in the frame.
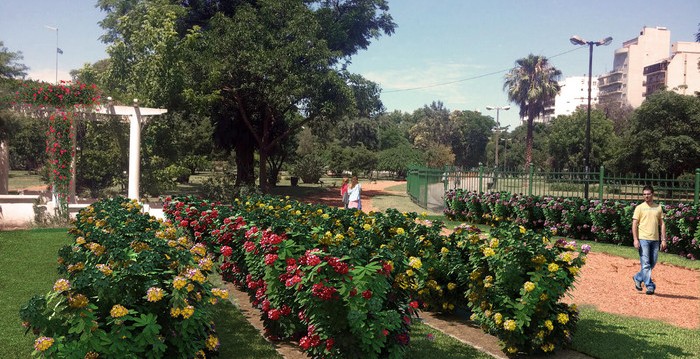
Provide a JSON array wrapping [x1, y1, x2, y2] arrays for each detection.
[[128, 112, 141, 200]]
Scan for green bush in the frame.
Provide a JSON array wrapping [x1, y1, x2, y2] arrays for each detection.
[[19, 198, 227, 358], [291, 154, 325, 183]]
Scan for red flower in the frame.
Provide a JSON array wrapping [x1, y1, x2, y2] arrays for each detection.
[[409, 301, 419, 309], [264, 254, 279, 266], [220, 246, 233, 257], [362, 290, 372, 299]]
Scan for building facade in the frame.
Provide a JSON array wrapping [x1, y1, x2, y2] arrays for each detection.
[[598, 26, 671, 108], [643, 41, 700, 98], [553, 76, 599, 118]]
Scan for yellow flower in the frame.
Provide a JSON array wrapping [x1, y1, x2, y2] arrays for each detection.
[[206, 335, 220, 351], [544, 320, 554, 331], [34, 337, 54, 352], [170, 307, 181, 317], [408, 257, 422, 269], [503, 319, 517, 331], [396, 227, 405, 235], [506, 347, 518, 354], [68, 294, 89, 308], [110, 304, 129, 318], [405, 269, 415, 277], [363, 223, 372, 231], [211, 288, 229, 299], [493, 313, 503, 325], [75, 236, 86, 245], [96, 264, 113, 276], [53, 278, 71, 292], [441, 247, 450, 255], [524, 281, 536, 292], [548, 263, 559, 272], [542, 236, 549, 244], [447, 282, 457, 291], [557, 313, 569, 325], [541, 343, 555, 352], [540, 293, 549, 301], [173, 276, 187, 290], [146, 287, 165, 302], [181, 305, 195, 319], [199, 258, 214, 271], [68, 262, 85, 273], [568, 266, 580, 276], [489, 238, 499, 248], [322, 213, 329, 219], [482, 248, 495, 257], [519, 226, 526, 234]]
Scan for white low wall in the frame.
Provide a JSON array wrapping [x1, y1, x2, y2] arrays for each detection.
[[0, 196, 165, 229]]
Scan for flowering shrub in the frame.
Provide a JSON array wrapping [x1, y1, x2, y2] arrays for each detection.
[[19, 197, 226, 358], [164, 195, 450, 358], [445, 189, 700, 259], [12, 81, 101, 218], [451, 222, 588, 355]]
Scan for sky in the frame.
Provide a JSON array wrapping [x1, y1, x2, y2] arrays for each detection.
[[1, 0, 699, 129]]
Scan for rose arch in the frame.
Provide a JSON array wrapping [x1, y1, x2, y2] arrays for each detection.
[[7, 81, 166, 219]]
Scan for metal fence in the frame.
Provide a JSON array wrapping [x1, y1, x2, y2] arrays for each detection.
[[407, 165, 700, 211]]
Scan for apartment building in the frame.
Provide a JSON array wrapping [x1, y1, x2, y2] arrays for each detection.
[[643, 41, 700, 98], [553, 76, 599, 118], [598, 26, 671, 108]]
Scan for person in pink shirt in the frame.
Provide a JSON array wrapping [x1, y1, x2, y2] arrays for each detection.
[[340, 177, 350, 209]]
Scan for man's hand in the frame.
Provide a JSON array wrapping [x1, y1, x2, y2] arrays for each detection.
[[633, 238, 640, 249], [661, 240, 667, 251]]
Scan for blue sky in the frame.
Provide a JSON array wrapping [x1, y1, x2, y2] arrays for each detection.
[[1, 1, 699, 129]]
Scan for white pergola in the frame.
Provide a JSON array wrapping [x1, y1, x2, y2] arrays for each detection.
[[92, 99, 167, 201]]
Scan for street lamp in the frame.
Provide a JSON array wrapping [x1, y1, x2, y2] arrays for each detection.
[[486, 105, 510, 168], [569, 35, 612, 199]]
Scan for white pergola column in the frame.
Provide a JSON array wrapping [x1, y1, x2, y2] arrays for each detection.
[[95, 99, 167, 201]]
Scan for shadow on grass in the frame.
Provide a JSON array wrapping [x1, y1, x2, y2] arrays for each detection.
[[211, 299, 282, 359], [572, 317, 694, 359]]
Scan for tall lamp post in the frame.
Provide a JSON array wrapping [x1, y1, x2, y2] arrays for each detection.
[[486, 106, 510, 168], [569, 35, 612, 199]]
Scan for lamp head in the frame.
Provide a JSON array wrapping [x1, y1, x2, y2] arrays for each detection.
[[597, 37, 613, 46], [570, 35, 586, 46], [485, 106, 494, 110], [503, 106, 511, 111]]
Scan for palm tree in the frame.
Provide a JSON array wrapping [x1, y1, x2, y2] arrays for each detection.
[[503, 54, 561, 167]]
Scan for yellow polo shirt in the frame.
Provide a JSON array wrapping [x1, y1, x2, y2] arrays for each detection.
[[633, 202, 663, 240]]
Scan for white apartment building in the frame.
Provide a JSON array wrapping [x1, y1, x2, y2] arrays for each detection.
[[553, 76, 599, 117], [598, 26, 671, 108], [643, 41, 700, 98]]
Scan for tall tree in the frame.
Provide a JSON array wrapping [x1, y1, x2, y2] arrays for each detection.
[[503, 54, 561, 167], [547, 109, 619, 171], [616, 91, 700, 176], [451, 110, 495, 169], [0, 42, 29, 193]]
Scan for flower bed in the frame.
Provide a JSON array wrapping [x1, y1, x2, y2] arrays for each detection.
[[20, 197, 227, 358], [165, 194, 587, 357], [444, 190, 700, 259]]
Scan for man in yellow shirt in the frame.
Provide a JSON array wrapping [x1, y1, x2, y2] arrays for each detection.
[[632, 185, 667, 295]]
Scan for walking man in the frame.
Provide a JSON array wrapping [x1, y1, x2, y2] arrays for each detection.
[[632, 185, 666, 295]]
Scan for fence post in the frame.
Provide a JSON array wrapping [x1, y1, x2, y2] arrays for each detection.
[[695, 168, 700, 205], [599, 165, 605, 200], [478, 163, 484, 193], [528, 163, 534, 196]]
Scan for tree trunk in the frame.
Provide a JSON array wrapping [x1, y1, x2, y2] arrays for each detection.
[[525, 116, 534, 168], [0, 140, 8, 194], [234, 135, 255, 187]]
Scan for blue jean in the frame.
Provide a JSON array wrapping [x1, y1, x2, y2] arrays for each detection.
[[634, 240, 660, 291]]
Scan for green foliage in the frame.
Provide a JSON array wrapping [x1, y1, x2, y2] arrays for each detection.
[[0, 41, 29, 79], [19, 198, 227, 357], [7, 115, 45, 170], [618, 91, 700, 176], [377, 145, 423, 178], [291, 154, 326, 184], [451, 110, 496, 169], [547, 109, 620, 171]]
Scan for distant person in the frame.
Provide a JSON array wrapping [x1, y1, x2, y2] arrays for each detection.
[[340, 177, 350, 209], [632, 185, 666, 295], [347, 176, 362, 210]]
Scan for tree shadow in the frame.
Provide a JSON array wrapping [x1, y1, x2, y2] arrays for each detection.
[[653, 293, 699, 300], [573, 317, 694, 358]]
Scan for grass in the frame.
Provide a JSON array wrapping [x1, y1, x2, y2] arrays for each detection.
[[572, 305, 700, 359], [8, 170, 45, 192]]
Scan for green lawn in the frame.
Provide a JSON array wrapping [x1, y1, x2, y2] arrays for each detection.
[[8, 170, 46, 192]]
